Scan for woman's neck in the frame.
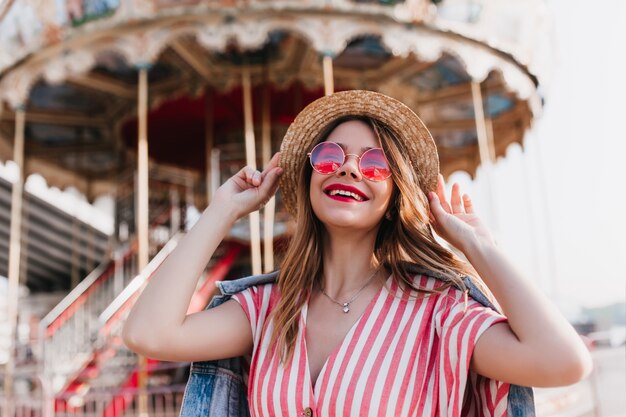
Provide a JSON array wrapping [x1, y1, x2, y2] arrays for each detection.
[[320, 229, 383, 298]]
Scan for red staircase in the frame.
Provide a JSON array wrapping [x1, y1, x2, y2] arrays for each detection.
[[43, 239, 242, 416]]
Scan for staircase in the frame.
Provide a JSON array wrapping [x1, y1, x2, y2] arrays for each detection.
[[32, 228, 243, 415]]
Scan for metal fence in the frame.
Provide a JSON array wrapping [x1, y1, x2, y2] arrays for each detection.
[[3, 385, 186, 417]]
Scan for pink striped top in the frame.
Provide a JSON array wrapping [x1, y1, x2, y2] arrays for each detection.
[[232, 274, 509, 417]]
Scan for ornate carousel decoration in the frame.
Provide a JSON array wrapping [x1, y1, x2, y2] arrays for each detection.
[[0, 1, 548, 415]]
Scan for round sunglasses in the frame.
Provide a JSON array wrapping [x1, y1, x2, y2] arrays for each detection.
[[307, 141, 392, 182]]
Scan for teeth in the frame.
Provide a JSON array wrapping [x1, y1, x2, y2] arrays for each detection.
[[329, 189, 364, 201]]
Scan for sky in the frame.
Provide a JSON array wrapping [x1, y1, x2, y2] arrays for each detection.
[[449, 0, 626, 314]]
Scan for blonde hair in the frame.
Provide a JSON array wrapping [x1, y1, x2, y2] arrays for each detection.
[[270, 116, 483, 363]]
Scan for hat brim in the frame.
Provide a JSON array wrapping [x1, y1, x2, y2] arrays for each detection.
[[278, 90, 439, 218]]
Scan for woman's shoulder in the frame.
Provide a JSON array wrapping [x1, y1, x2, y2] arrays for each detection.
[[230, 281, 281, 322], [391, 268, 459, 291], [231, 281, 278, 300], [388, 269, 465, 305]]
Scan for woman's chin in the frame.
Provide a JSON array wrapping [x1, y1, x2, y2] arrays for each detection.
[[317, 211, 383, 231]]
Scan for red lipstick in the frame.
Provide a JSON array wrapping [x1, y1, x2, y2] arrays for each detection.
[[323, 184, 369, 202]]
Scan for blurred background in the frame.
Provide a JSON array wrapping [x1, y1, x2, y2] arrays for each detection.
[[0, 0, 623, 416]]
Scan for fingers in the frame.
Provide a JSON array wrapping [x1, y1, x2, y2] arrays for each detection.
[[450, 183, 463, 214], [428, 192, 447, 218], [463, 194, 474, 214], [438, 174, 473, 215], [257, 165, 283, 197], [240, 166, 262, 187], [436, 174, 452, 214], [261, 152, 281, 179]]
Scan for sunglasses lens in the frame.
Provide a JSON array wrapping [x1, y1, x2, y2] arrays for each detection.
[[360, 149, 391, 181], [310, 142, 344, 174]]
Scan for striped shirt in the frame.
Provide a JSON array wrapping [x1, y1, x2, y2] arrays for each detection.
[[232, 274, 509, 417]]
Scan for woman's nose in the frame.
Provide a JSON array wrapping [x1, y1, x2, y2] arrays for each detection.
[[336, 154, 362, 180]]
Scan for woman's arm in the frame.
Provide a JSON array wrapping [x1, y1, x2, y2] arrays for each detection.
[[122, 153, 283, 362], [428, 175, 592, 387]]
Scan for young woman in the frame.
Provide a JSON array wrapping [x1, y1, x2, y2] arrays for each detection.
[[122, 90, 592, 416]]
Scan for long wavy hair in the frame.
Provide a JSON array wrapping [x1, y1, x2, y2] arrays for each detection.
[[269, 115, 485, 363]]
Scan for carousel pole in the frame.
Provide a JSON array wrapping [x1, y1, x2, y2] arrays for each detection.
[[323, 53, 335, 96], [136, 64, 151, 417], [485, 118, 497, 162], [71, 216, 80, 288], [169, 186, 181, 235], [261, 78, 275, 273], [242, 65, 262, 275], [3, 104, 25, 417], [471, 81, 499, 236], [210, 149, 221, 200], [204, 87, 214, 207]]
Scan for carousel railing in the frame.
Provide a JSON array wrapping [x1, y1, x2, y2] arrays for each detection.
[[52, 381, 187, 417], [99, 240, 242, 342], [38, 201, 180, 396], [37, 251, 134, 396], [39, 238, 242, 417], [31, 234, 182, 417], [5, 362, 187, 417]]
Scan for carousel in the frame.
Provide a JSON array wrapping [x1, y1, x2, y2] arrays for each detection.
[[0, 0, 546, 416]]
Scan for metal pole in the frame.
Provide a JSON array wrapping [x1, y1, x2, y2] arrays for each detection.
[[71, 216, 80, 288], [471, 81, 499, 235], [3, 105, 25, 417], [137, 66, 150, 273], [170, 186, 181, 235], [485, 118, 497, 163], [204, 88, 214, 207], [261, 83, 275, 273], [471, 82, 492, 168], [136, 65, 150, 417], [210, 148, 221, 197], [242, 66, 262, 275], [323, 54, 334, 96]]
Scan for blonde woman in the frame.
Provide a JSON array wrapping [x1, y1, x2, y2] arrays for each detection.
[[123, 90, 592, 416]]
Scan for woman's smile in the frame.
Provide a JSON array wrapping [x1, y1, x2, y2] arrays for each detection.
[[323, 183, 370, 202]]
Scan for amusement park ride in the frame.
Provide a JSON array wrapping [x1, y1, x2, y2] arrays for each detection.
[[0, 0, 549, 415]]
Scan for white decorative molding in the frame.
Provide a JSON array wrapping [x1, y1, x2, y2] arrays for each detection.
[[0, 11, 541, 113], [113, 28, 176, 66], [43, 50, 96, 84], [196, 19, 275, 52], [0, 66, 38, 108]]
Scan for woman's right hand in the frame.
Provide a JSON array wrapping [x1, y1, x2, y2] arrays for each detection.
[[212, 152, 283, 221]]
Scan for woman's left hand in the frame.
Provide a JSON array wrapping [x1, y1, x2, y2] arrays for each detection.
[[427, 174, 495, 253]]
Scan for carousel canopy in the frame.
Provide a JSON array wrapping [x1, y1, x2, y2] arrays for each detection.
[[0, 0, 543, 203]]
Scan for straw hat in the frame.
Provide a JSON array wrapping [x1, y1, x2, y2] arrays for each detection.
[[278, 90, 439, 218]]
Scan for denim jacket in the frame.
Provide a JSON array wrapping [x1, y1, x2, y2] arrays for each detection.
[[179, 266, 535, 417]]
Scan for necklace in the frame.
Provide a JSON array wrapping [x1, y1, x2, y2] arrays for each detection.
[[320, 268, 379, 313]]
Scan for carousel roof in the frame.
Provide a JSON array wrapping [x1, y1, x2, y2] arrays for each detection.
[[0, 0, 543, 203]]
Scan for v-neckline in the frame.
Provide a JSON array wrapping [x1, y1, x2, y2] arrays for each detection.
[[301, 274, 391, 397]]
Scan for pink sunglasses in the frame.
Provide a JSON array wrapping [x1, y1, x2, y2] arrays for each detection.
[[307, 141, 392, 182]]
